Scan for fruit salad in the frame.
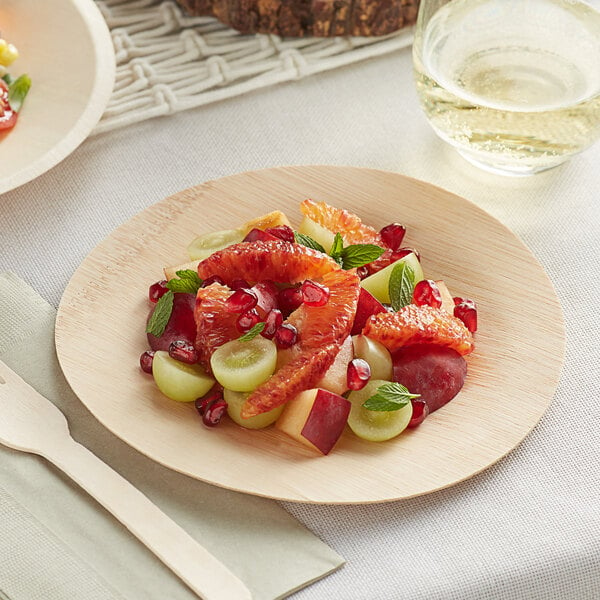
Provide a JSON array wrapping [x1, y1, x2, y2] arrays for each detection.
[[140, 200, 477, 455], [0, 35, 31, 133]]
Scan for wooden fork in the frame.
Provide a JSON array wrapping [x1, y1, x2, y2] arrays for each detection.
[[0, 359, 251, 600]]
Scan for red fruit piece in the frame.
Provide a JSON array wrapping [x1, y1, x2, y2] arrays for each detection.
[[149, 280, 169, 303], [243, 228, 279, 243], [392, 344, 467, 413], [147, 293, 196, 351], [379, 223, 406, 251], [347, 358, 371, 391], [351, 287, 387, 335], [236, 309, 260, 333], [225, 288, 258, 313], [363, 304, 475, 356], [300, 199, 383, 246], [453, 297, 478, 333], [194, 283, 239, 369], [168, 340, 198, 364], [265, 225, 295, 243], [251, 280, 279, 316], [139, 350, 155, 373], [278, 286, 303, 317], [197, 240, 340, 286], [261, 309, 283, 339], [203, 399, 228, 427], [301, 279, 330, 307], [408, 398, 429, 428], [230, 278, 250, 290], [412, 279, 443, 309], [201, 275, 225, 287], [274, 323, 298, 348]]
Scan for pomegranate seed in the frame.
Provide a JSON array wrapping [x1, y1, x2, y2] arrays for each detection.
[[412, 279, 443, 309], [347, 358, 371, 390], [195, 389, 223, 416], [356, 266, 370, 279], [168, 340, 198, 364], [408, 398, 429, 428], [201, 274, 225, 287], [277, 286, 303, 317], [379, 223, 406, 251], [236, 309, 260, 333], [265, 225, 295, 243], [230, 278, 250, 290], [261, 308, 283, 339], [394, 247, 421, 262], [274, 323, 298, 348], [301, 280, 330, 307], [454, 299, 478, 332], [243, 228, 279, 243], [139, 350, 155, 373], [252, 280, 279, 314], [226, 288, 258, 313], [453, 296, 475, 307], [203, 399, 228, 427], [149, 280, 169, 303]]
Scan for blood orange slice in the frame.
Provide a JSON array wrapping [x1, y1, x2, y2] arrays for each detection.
[[300, 199, 383, 246], [241, 269, 361, 418], [194, 283, 239, 370], [197, 240, 339, 285], [363, 304, 475, 356]]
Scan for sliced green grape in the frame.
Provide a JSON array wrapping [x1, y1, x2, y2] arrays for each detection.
[[224, 389, 284, 429], [297, 216, 337, 253], [347, 379, 413, 442], [210, 337, 277, 392], [360, 252, 424, 304], [152, 350, 215, 402], [187, 228, 245, 261], [352, 335, 393, 380]]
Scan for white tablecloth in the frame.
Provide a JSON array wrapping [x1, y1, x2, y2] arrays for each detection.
[[2, 43, 599, 599]]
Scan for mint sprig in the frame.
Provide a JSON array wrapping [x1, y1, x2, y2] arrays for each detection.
[[362, 382, 420, 412], [146, 290, 174, 337], [294, 232, 326, 253], [339, 244, 385, 269], [146, 270, 203, 337], [238, 322, 266, 341], [166, 269, 203, 294], [389, 262, 415, 311]]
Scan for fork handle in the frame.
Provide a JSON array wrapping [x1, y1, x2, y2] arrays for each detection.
[[40, 436, 252, 600]]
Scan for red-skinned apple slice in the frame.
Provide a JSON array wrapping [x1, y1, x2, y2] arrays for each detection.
[[275, 388, 351, 455], [351, 287, 387, 335], [147, 292, 196, 351]]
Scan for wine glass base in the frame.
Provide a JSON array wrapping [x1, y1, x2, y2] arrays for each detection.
[[456, 149, 569, 177]]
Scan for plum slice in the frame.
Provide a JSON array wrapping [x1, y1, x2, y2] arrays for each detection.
[[391, 344, 467, 413]]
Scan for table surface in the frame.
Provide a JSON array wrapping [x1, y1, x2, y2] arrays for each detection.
[[2, 43, 599, 600]]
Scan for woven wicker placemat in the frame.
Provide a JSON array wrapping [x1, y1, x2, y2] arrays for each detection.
[[94, 0, 414, 134]]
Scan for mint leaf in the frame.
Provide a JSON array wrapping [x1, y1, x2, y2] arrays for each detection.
[[294, 232, 326, 253], [389, 262, 415, 311], [340, 244, 385, 269], [329, 233, 344, 258], [166, 269, 202, 294], [8, 74, 31, 113], [145, 291, 174, 337], [2, 73, 14, 85], [362, 382, 420, 412], [238, 322, 265, 341]]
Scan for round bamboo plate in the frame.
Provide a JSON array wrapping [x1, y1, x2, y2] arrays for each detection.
[[55, 166, 565, 504]]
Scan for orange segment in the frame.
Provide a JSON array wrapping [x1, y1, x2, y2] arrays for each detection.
[[362, 304, 475, 356], [300, 199, 383, 246], [240, 210, 290, 233], [194, 283, 238, 370], [241, 269, 361, 418], [197, 240, 340, 285]]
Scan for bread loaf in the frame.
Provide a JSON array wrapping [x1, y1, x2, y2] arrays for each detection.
[[176, 0, 419, 37]]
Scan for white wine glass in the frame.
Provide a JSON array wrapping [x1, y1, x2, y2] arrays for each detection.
[[412, 0, 600, 176]]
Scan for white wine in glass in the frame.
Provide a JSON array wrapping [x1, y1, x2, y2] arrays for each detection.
[[413, 0, 600, 175]]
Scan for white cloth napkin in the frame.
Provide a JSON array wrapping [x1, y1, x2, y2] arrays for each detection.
[[0, 272, 344, 600]]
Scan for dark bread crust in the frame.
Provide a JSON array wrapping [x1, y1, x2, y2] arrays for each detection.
[[176, 0, 419, 37]]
